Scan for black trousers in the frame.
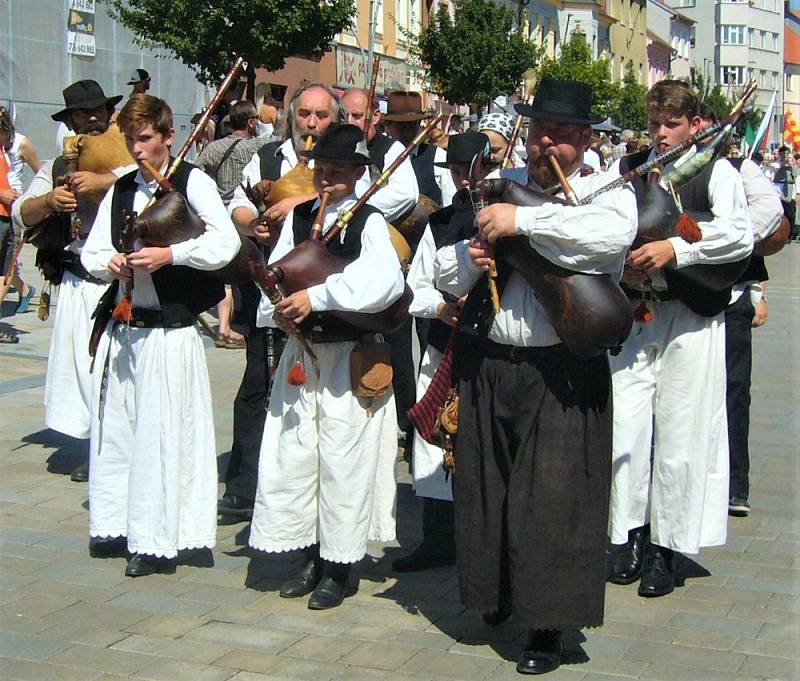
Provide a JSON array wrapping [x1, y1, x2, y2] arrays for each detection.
[[386, 316, 416, 438], [725, 293, 754, 500], [421, 497, 455, 550], [454, 342, 612, 631], [224, 328, 270, 502]]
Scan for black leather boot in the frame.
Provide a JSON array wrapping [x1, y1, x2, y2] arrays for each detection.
[[89, 536, 128, 559], [609, 524, 649, 585], [307, 561, 350, 610], [125, 553, 177, 577], [516, 629, 563, 675], [638, 544, 675, 597], [280, 545, 322, 598]]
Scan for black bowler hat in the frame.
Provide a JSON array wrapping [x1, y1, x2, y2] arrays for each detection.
[[301, 124, 371, 165], [515, 77, 604, 126], [434, 131, 491, 167], [51, 80, 123, 122], [127, 68, 151, 85]]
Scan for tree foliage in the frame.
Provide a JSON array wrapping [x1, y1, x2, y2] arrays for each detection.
[[414, 0, 540, 109], [616, 62, 647, 131], [690, 68, 762, 135], [106, 0, 355, 96], [538, 31, 620, 120]]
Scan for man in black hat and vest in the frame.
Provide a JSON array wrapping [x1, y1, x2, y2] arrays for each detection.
[[80, 94, 241, 576], [15, 80, 135, 483], [394, 131, 491, 574], [607, 81, 753, 600], [434, 78, 637, 674], [247, 123, 404, 609]]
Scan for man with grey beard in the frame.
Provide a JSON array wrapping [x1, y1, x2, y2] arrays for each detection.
[[221, 82, 342, 520]]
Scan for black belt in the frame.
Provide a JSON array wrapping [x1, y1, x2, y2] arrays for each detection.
[[307, 330, 362, 344], [462, 335, 556, 363], [63, 253, 106, 285], [621, 285, 677, 303], [126, 308, 196, 329]]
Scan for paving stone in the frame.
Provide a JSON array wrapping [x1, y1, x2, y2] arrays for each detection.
[[738, 655, 799, 680], [108, 591, 217, 617], [281, 633, 361, 662], [180, 584, 265, 607], [0, 631, 73, 661], [32, 562, 129, 589], [681, 584, 773, 606], [0, 657, 106, 681], [755, 621, 800, 642], [397, 648, 502, 679], [670, 628, 739, 651], [42, 601, 152, 630], [123, 613, 206, 638], [478, 659, 585, 680], [638, 663, 762, 681], [37, 623, 129, 647], [391, 629, 453, 651], [206, 606, 267, 625], [341, 624, 405, 642], [338, 640, 421, 671], [112, 632, 231, 664], [48, 643, 154, 674], [269, 657, 347, 680], [623, 640, 746, 672], [727, 604, 796, 625], [185, 621, 303, 653], [212, 648, 285, 674], [258, 611, 351, 636], [133, 658, 237, 681], [666, 611, 763, 638]]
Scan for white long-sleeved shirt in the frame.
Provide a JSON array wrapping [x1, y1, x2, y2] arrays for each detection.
[[81, 163, 241, 310], [434, 164, 638, 347], [229, 136, 420, 224], [256, 193, 405, 328], [407, 224, 444, 319]]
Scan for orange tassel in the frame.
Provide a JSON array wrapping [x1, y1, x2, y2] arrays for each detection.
[[287, 360, 306, 386], [676, 212, 702, 243], [633, 299, 653, 323], [112, 296, 132, 322]]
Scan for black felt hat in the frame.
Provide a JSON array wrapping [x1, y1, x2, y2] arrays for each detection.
[[514, 77, 604, 126], [434, 131, 491, 167], [51, 80, 123, 122], [301, 124, 371, 165]]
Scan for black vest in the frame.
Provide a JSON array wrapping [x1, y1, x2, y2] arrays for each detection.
[[289, 198, 382, 338], [257, 140, 285, 182], [368, 133, 394, 172], [621, 148, 742, 317], [110, 162, 225, 322], [411, 142, 442, 205]]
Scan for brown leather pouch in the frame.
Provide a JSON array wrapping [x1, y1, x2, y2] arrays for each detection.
[[350, 340, 393, 403]]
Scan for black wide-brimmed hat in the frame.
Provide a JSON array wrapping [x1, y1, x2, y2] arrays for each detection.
[[515, 77, 604, 126], [300, 123, 371, 165], [434, 130, 491, 167], [51, 80, 123, 122], [127, 68, 151, 85], [383, 91, 430, 122]]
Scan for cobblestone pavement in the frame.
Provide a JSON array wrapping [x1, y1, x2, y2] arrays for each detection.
[[0, 244, 798, 681]]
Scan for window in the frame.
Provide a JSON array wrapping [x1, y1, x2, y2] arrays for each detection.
[[772, 33, 779, 51], [720, 65, 746, 85], [773, 72, 779, 89], [787, 73, 794, 91], [721, 25, 747, 45]]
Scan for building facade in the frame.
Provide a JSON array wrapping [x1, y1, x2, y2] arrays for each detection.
[[647, 0, 693, 83]]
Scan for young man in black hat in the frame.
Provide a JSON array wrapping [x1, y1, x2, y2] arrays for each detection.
[[248, 123, 405, 610], [393, 130, 491, 574], [434, 78, 638, 674], [14, 80, 134, 482]]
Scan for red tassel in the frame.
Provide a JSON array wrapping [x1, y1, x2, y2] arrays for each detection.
[[287, 360, 306, 386], [633, 299, 653, 324], [112, 296, 132, 322], [676, 212, 702, 243]]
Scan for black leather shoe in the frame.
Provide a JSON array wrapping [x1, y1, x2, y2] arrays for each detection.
[[516, 629, 563, 675], [177, 547, 214, 568], [609, 524, 649, 585], [307, 563, 350, 610], [89, 537, 128, 559], [125, 553, 177, 577], [280, 557, 322, 598], [70, 462, 89, 482], [217, 493, 253, 519], [638, 545, 675, 597], [391, 542, 456, 573]]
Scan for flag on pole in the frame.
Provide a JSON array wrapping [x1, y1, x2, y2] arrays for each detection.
[[750, 91, 776, 159], [784, 111, 800, 151]]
